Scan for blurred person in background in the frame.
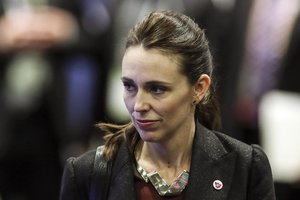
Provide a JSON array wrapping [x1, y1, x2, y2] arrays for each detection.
[[0, 0, 116, 199]]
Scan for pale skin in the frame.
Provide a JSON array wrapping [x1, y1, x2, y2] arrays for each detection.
[[121, 45, 211, 185]]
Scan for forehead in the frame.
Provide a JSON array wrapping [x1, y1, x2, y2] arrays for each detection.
[[121, 46, 184, 82]]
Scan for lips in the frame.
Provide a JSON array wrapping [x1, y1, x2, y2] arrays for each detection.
[[135, 119, 160, 129]]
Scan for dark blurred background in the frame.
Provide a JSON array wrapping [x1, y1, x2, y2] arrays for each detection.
[[0, 0, 299, 199]]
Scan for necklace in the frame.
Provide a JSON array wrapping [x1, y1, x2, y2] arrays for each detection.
[[136, 163, 189, 196]]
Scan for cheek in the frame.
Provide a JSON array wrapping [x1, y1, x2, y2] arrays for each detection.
[[164, 94, 194, 116], [159, 97, 191, 116], [123, 93, 134, 111], [123, 93, 129, 109]]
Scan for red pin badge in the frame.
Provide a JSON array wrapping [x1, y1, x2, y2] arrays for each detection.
[[213, 180, 223, 190]]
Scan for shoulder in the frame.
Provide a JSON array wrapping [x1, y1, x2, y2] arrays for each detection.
[[196, 123, 270, 164], [212, 131, 273, 176], [60, 148, 97, 199], [213, 131, 266, 158], [213, 131, 257, 157], [66, 148, 97, 177]]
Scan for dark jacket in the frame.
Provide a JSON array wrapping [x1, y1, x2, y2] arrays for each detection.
[[59, 123, 276, 200]]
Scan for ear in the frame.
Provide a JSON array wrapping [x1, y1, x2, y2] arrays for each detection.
[[193, 74, 211, 103]]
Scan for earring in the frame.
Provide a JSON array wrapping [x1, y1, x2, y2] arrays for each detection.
[[192, 100, 198, 105]]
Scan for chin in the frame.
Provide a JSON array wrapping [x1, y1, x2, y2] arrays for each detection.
[[138, 130, 160, 142]]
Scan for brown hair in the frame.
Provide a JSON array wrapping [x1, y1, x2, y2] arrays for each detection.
[[97, 10, 221, 160]]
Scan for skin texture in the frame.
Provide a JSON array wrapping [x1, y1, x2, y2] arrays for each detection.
[[121, 45, 210, 183]]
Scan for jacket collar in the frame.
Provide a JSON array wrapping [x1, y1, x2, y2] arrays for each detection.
[[184, 123, 237, 199], [108, 123, 237, 200]]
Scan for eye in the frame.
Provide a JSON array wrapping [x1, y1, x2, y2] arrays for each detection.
[[123, 82, 136, 92], [150, 85, 167, 94]]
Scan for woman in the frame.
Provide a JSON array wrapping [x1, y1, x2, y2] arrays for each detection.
[[60, 10, 275, 200]]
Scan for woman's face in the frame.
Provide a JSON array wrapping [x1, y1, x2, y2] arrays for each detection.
[[121, 45, 196, 143]]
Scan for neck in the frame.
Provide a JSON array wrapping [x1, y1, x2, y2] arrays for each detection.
[[136, 121, 195, 173]]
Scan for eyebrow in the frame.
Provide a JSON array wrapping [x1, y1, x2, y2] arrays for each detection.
[[121, 77, 134, 83], [121, 77, 172, 86]]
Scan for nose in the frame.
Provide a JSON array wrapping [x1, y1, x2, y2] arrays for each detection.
[[134, 90, 150, 112]]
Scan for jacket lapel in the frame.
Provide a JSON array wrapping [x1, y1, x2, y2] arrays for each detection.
[[185, 124, 237, 200], [108, 142, 136, 200]]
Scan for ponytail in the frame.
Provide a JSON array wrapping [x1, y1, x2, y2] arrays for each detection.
[[96, 122, 139, 160]]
